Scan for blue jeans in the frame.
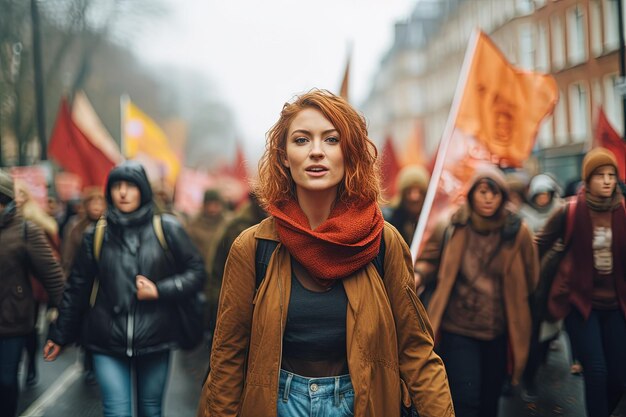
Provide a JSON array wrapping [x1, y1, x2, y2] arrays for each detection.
[[93, 351, 170, 417], [0, 336, 25, 417], [438, 331, 507, 417], [277, 369, 354, 417], [565, 309, 626, 417]]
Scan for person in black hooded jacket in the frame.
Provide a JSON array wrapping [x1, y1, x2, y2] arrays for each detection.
[[44, 161, 206, 417]]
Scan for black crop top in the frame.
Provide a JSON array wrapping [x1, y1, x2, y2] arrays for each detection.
[[282, 271, 348, 361]]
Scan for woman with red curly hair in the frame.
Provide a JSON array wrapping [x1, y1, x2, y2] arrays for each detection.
[[197, 90, 452, 417]]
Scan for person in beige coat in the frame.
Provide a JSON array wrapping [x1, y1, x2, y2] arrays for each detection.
[[415, 166, 538, 417], [197, 89, 453, 417]]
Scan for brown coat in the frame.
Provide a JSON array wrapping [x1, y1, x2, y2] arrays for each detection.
[[197, 218, 454, 417], [417, 208, 539, 384], [0, 206, 65, 336]]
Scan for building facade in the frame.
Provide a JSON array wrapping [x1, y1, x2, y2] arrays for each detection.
[[362, 0, 624, 186]]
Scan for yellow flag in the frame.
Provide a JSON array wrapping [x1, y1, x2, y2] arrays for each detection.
[[123, 100, 181, 187]]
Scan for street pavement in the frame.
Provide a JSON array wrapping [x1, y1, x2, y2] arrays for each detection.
[[16, 332, 623, 417]]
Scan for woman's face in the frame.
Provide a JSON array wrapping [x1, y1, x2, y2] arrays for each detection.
[[86, 195, 106, 220], [283, 108, 345, 199], [110, 181, 141, 213], [588, 165, 617, 198], [534, 192, 551, 207], [471, 181, 503, 217], [14, 189, 28, 208]]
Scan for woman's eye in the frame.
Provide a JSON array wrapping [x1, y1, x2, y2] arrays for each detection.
[[325, 136, 339, 143], [294, 137, 308, 144]]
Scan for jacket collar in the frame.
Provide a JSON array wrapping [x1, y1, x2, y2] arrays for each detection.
[[254, 217, 280, 242]]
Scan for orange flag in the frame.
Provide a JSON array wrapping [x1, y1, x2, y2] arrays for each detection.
[[410, 30, 558, 261], [455, 32, 558, 167], [401, 120, 428, 167]]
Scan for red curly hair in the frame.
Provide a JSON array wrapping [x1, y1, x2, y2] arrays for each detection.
[[255, 89, 381, 207]]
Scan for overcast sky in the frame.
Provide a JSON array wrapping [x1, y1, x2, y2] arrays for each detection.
[[134, 0, 417, 160]]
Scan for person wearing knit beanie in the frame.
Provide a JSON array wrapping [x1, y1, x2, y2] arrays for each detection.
[[387, 165, 430, 245], [582, 147, 618, 183], [533, 145, 626, 417]]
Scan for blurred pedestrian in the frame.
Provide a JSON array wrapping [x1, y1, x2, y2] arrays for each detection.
[[385, 164, 430, 246], [44, 161, 206, 417], [197, 89, 453, 417], [61, 187, 106, 273], [535, 147, 626, 417], [518, 173, 565, 401], [204, 191, 266, 341], [14, 181, 62, 387], [0, 170, 64, 417], [60, 186, 106, 385], [186, 189, 230, 338], [415, 166, 538, 417]]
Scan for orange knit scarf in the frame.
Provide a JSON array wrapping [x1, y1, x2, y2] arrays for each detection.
[[268, 198, 384, 286]]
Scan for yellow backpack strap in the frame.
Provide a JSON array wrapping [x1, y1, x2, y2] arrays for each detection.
[[90, 217, 107, 307], [152, 215, 169, 251]]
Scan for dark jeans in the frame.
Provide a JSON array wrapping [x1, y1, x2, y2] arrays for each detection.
[[565, 309, 626, 417], [0, 336, 26, 417], [438, 331, 507, 417]]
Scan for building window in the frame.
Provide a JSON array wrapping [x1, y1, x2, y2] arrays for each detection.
[[551, 15, 565, 70], [567, 5, 587, 65], [555, 90, 568, 145], [538, 116, 554, 148], [519, 24, 535, 69], [569, 83, 589, 141], [517, 0, 534, 14], [604, 0, 620, 50], [537, 22, 550, 72], [604, 74, 624, 135], [590, 0, 603, 57]]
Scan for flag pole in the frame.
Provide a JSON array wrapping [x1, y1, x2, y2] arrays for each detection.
[[120, 94, 130, 158], [409, 29, 481, 263]]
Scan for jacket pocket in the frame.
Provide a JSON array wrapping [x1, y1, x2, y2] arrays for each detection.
[[2, 285, 31, 325]]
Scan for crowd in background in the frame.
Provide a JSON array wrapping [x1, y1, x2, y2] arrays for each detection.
[[1, 140, 626, 417]]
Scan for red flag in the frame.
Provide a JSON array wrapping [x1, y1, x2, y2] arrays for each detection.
[[232, 141, 249, 184], [48, 98, 114, 188], [594, 107, 626, 181], [380, 136, 401, 199]]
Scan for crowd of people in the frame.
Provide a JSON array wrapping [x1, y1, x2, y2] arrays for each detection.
[[1, 89, 625, 417]]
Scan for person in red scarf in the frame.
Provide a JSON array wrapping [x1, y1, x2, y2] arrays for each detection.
[[536, 147, 626, 417], [196, 89, 453, 417]]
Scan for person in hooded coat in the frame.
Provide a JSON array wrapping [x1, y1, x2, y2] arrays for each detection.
[[44, 161, 206, 417], [415, 166, 539, 417]]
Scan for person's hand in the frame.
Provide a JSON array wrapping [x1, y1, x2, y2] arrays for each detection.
[[43, 340, 62, 361], [136, 275, 159, 300], [414, 270, 422, 289]]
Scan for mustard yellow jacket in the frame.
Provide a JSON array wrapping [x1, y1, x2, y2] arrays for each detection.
[[197, 218, 454, 417]]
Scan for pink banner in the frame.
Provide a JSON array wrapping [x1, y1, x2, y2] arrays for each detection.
[[11, 166, 49, 209]]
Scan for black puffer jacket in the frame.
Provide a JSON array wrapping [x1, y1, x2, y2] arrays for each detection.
[[50, 162, 206, 356]]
